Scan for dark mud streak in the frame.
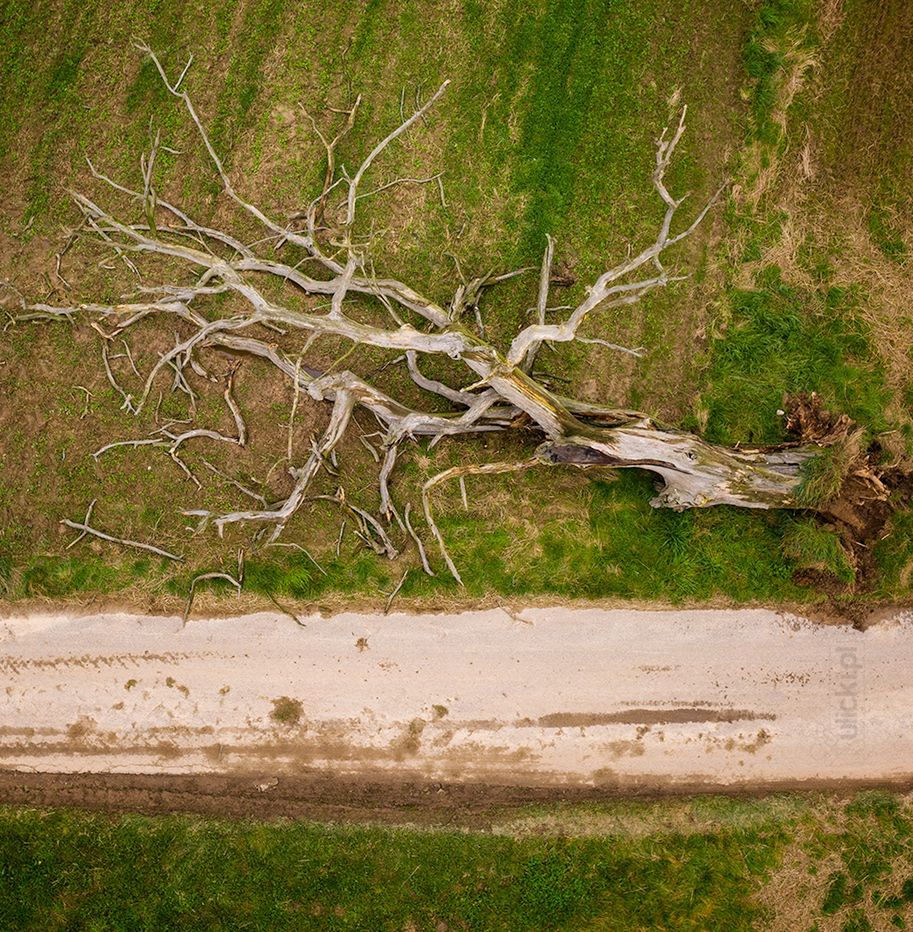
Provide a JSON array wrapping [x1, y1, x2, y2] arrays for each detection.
[[536, 708, 776, 727]]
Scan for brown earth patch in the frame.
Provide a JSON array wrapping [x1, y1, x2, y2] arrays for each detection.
[[269, 696, 303, 727]]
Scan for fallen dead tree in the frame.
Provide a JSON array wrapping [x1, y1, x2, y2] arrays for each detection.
[[10, 45, 892, 583]]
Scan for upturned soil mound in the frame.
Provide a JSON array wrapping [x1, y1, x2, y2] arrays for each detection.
[[785, 392, 913, 603]]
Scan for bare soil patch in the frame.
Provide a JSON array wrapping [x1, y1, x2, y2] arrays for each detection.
[[4, 771, 913, 829]]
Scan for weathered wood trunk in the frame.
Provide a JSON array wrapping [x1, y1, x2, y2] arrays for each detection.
[[538, 430, 817, 510], [480, 365, 819, 510]]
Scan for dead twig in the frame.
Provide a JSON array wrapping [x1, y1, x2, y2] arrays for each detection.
[[384, 568, 409, 614], [183, 571, 241, 622], [62, 501, 183, 561]]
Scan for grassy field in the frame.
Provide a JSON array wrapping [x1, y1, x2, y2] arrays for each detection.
[[4, 791, 913, 929], [0, 0, 911, 610]]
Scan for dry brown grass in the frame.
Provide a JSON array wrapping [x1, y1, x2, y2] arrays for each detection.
[[495, 795, 808, 840], [818, 0, 846, 44], [755, 792, 913, 931], [754, 836, 840, 931], [734, 31, 819, 210]]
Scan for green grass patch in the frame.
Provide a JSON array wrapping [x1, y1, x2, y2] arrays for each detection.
[[7, 792, 913, 928], [18, 555, 126, 598], [868, 205, 908, 264], [0, 803, 786, 930], [742, 0, 815, 147], [700, 267, 890, 446], [781, 518, 854, 584], [871, 505, 913, 599], [396, 471, 805, 604]]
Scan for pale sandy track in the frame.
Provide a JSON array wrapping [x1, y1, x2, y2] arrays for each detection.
[[2, 606, 913, 791]]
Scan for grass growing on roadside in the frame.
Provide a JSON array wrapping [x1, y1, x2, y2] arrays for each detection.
[[789, 792, 913, 930], [0, 801, 786, 930], [6, 792, 913, 929]]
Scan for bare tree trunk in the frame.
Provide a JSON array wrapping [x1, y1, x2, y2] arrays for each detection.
[[539, 431, 811, 509]]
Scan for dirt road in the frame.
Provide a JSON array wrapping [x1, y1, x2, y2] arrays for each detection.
[[2, 606, 913, 802]]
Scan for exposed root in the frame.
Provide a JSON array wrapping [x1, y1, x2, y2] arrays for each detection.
[[782, 392, 913, 596]]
